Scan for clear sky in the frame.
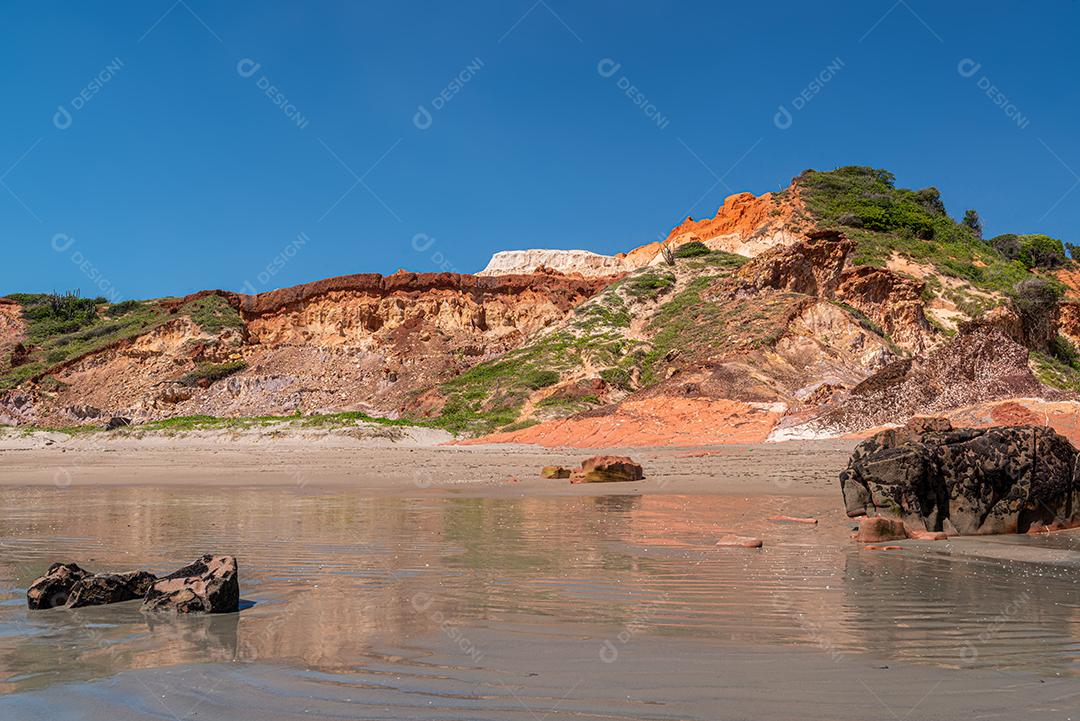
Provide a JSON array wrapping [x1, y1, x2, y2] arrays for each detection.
[[2, 1, 1077, 299]]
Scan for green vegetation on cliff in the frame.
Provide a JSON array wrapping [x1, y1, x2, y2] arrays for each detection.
[[1, 292, 244, 391], [181, 294, 245, 334], [797, 166, 1065, 296], [1, 293, 169, 389]]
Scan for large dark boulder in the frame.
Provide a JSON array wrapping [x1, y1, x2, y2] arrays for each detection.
[[66, 571, 157, 608], [26, 562, 88, 609], [840, 418, 1080, 535], [142, 555, 239, 614]]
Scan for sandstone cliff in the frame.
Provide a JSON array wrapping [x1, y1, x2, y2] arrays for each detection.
[[0, 271, 613, 427], [4, 166, 1077, 444]]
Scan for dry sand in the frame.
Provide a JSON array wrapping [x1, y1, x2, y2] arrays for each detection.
[[0, 426, 855, 495]]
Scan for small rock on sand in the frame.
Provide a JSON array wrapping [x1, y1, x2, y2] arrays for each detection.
[[863, 545, 903, 551], [768, 515, 817, 525], [856, 516, 907, 543], [569, 455, 644, 483], [716, 534, 763, 548], [540, 466, 571, 479]]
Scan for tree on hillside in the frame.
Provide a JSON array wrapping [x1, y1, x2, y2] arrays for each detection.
[[989, 233, 1066, 269], [1010, 278, 1061, 351], [962, 209, 982, 238]]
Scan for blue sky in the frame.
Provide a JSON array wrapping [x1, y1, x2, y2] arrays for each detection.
[[2, 1, 1077, 299]]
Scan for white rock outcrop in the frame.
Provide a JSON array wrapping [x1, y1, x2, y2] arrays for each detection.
[[477, 249, 628, 277]]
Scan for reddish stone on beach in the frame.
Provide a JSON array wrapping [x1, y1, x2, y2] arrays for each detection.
[[863, 545, 903, 551], [716, 534, 763, 548], [569, 455, 644, 483], [856, 516, 908, 543], [541, 466, 571, 479]]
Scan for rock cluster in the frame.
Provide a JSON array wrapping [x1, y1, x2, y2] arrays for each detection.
[[26, 555, 239, 613], [840, 418, 1080, 535]]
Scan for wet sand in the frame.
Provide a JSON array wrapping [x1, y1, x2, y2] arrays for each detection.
[[1, 436, 1079, 718]]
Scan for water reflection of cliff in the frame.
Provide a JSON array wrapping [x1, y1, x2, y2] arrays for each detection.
[[1, 487, 1078, 694]]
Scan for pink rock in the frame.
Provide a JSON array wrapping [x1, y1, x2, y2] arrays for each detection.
[[907, 529, 948, 541]]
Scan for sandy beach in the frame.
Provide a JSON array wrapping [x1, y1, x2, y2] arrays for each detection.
[[0, 427, 857, 494], [1, 430, 1079, 719]]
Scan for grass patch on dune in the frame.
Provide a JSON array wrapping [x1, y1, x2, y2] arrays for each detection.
[[422, 350, 569, 435], [181, 295, 244, 334], [625, 271, 676, 300]]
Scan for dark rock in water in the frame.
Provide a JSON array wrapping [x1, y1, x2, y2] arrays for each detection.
[[570, 455, 645, 483], [840, 419, 1080, 535], [105, 416, 132, 430], [66, 571, 157, 608], [142, 555, 239, 614], [27, 562, 89, 609]]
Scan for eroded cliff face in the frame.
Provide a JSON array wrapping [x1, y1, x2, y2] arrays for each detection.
[[37, 317, 246, 424], [0, 299, 24, 361], [1058, 301, 1080, 348], [241, 272, 595, 347], [735, 230, 853, 297], [834, 266, 935, 354], [2, 271, 614, 426], [632, 189, 810, 263]]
